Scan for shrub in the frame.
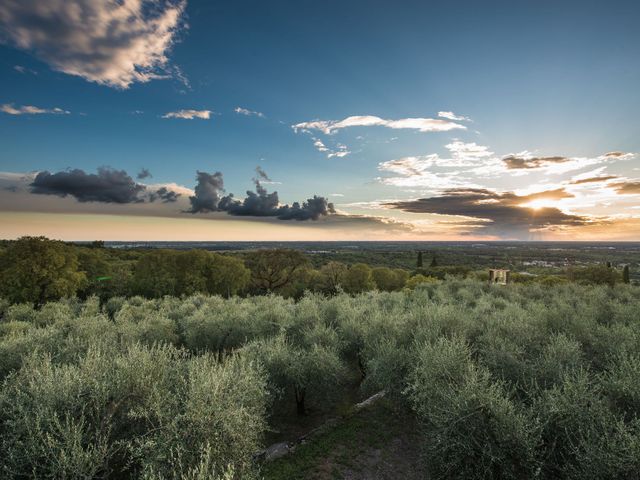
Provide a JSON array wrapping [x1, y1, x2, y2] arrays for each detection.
[[535, 369, 640, 479], [405, 337, 540, 479], [0, 345, 268, 479]]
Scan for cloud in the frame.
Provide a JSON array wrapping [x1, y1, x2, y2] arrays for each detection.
[[570, 175, 619, 185], [137, 168, 152, 180], [234, 107, 265, 117], [610, 181, 640, 195], [149, 186, 180, 203], [384, 187, 590, 238], [1, 104, 69, 115], [328, 144, 350, 158], [311, 137, 351, 159], [502, 154, 570, 170], [254, 166, 271, 182], [30, 168, 145, 203], [187, 169, 334, 221], [313, 138, 329, 153], [293, 115, 466, 134], [445, 140, 493, 163], [377, 154, 478, 189], [13, 65, 36, 75], [219, 187, 335, 221], [500, 151, 634, 175], [0, 0, 187, 89], [188, 171, 225, 213], [162, 109, 211, 120], [438, 111, 471, 121]]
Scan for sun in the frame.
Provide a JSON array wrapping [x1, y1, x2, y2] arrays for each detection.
[[520, 198, 557, 210]]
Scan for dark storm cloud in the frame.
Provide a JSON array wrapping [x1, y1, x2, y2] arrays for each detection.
[[384, 188, 588, 237], [188, 171, 225, 213], [277, 195, 336, 221], [188, 169, 334, 220], [137, 168, 152, 180], [150, 186, 180, 203], [219, 181, 335, 221], [30, 167, 145, 203], [611, 181, 640, 195], [502, 155, 570, 170]]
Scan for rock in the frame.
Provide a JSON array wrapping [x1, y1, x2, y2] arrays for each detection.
[[354, 390, 386, 411], [262, 441, 290, 462]]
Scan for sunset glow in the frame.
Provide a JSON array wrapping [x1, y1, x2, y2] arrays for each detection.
[[1, 0, 639, 241]]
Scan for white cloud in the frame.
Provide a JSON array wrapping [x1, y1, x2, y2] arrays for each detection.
[[328, 144, 351, 158], [377, 155, 473, 189], [312, 138, 350, 159], [440, 140, 495, 167], [293, 115, 466, 134], [1, 104, 70, 115], [162, 109, 211, 120], [234, 107, 265, 117], [438, 111, 471, 121], [13, 65, 36, 75], [0, 0, 187, 89], [313, 138, 329, 152]]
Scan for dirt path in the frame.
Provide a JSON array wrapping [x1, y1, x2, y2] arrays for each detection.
[[261, 399, 425, 480]]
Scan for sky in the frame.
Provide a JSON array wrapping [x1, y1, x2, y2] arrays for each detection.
[[1, 0, 639, 241]]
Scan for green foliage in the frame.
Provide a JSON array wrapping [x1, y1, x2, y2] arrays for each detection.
[[1, 279, 640, 478], [535, 370, 640, 479], [0, 344, 268, 479], [244, 249, 309, 294], [132, 250, 250, 297], [0, 237, 86, 304], [405, 274, 438, 289], [571, 264, 621, 286], [371, 267, 408, 291], [406, 338, 539, 479], [341, 263, 375, 294], [318, 261, 348, 293]]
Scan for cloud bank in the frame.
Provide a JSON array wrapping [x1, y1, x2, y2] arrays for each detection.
[[29, 167, 180, 204], [187, 170, 335, 221], [385, 188, 591, 238]]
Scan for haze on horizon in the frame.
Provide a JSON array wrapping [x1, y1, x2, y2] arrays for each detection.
[[1, 0, 639, 241]]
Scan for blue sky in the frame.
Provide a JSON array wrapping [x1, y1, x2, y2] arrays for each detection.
[[1, 0, 639, 240]]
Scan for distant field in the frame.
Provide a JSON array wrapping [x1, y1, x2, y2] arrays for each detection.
[[101, 240, 640, 278]]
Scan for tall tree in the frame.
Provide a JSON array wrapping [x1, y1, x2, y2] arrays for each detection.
[[430, 253, 438, 268], [417, 251, 423, 268], [319, 261, 348, 292], [244, 249, 309, 293], [623, 265, 630, 284], [0, 237, 86, 304]]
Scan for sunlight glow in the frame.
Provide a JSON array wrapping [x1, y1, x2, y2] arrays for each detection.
[[520, 198, 558, 210]]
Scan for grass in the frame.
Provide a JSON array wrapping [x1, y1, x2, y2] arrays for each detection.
[[261, 398, 424, 480]]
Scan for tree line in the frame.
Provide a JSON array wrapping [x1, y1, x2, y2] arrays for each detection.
[[0, 237, 631, 305]]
